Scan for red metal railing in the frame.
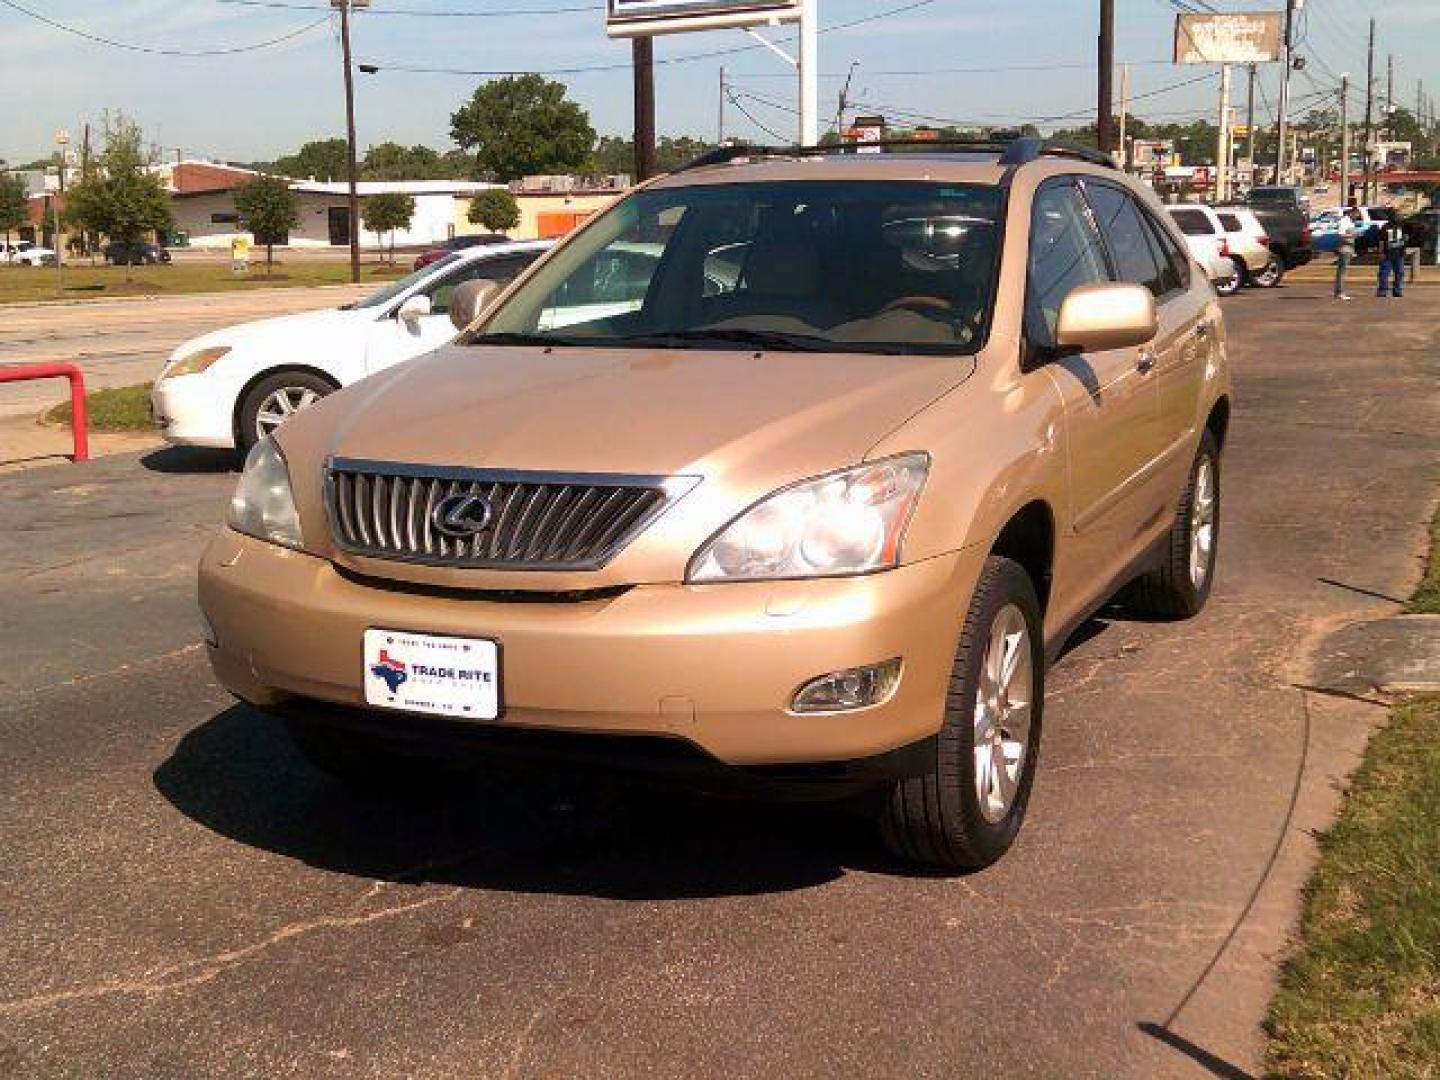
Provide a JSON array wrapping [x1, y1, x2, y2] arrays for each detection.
[[0, 362, 89, 462]]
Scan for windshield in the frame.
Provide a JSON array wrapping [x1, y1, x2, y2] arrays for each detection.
[[350, 254, 463, 310], [473, 181, 1002, 354]]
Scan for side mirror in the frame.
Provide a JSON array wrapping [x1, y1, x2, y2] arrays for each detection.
[[448, 279, 501, 332], [1055, 282, 1157, 353], [396, 294, 432, 325]]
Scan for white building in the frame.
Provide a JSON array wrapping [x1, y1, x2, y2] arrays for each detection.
[[160, 160, 503, 250]]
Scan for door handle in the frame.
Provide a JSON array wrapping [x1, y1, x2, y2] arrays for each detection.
[[1194, 322, 1211, 340], [1137, 351, 1157, 374]]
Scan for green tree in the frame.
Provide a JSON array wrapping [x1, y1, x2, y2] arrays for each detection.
[[361, 191, 415, 264], [467, 188, 519, 233], [0, 172, 26, 247], [234, 174, 299, 271], [64, 113, 171, 279], [450, 75, 595, 182], [273, 137, 350, 181], [361, 142, 466, 181]]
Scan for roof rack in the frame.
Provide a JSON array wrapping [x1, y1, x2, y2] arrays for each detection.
[[676, 135, 1116, 174]]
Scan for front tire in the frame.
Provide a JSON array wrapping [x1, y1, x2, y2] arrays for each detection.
[[236, 370, 336, 456], [1125, 429, 1221, 619], [879, 556, 1045, 869]]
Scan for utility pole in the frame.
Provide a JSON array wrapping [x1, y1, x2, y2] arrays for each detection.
[[718, 67, 726, 144], [1117, 64, 1130, 170], [1097, 0, 1115, 154], [632, 36, 657, 180], [1275, 0, 1298, 183], [833, 61, 859, 143], [1386, 53, 1394, 124], [1339, 73, 1351, 205], [1216, 65, 1232, 202], [1362, 17, 1375, 203], [333, 0, 366, 285]]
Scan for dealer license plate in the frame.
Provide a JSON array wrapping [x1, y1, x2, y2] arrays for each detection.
[[362, 629, 500, 720]]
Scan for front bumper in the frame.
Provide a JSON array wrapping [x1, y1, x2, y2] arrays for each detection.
[[199, 531, 983, 769], [151, 376, 236, 449]]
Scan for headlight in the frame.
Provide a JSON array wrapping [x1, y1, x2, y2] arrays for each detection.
[[163, 345, 230, 379], [228, 437, 304, 550], [688, 454, 929, 583]]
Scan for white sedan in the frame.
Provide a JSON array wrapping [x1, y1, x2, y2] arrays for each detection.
[[1, 241, 58, 266], [151, 240, 550, 455]]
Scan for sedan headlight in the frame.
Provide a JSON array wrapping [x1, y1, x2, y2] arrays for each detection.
[[163, 345, 230, 380], [228, 437, 304, 550], [688, 454, 929, 583]]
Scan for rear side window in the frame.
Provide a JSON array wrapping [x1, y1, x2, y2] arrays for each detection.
[[1083, 182, 1165, 298], [1169, 209, 1214, 236], [1140, 208, 1191, 294], [1217, 213, 1242, 232], [1025, 180, 1111, 347]]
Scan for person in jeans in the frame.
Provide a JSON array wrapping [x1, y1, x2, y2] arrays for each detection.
[[1377, 218, 1407, 297], [1334, 212, 1356, 300]]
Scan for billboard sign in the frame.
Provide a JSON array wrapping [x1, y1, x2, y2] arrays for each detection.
[[1174, 13, 1283, 65], [607, 0, 801, 38]]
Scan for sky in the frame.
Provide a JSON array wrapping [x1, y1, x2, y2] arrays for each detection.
[[2, 0, 1436, 166]]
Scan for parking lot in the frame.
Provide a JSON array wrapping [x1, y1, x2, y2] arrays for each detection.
[[1, 283, 1437, 1077]]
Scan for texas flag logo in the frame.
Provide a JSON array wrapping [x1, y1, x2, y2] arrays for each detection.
[[369, 649, 409, 695]]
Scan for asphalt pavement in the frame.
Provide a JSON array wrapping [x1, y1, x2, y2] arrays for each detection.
[[1, 285, 1437, 1078]]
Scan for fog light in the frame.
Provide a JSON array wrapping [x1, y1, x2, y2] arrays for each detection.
[[791, 658, 902, 714]]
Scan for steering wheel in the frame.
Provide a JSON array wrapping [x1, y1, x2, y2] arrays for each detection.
[[878, 295, 955, 316]]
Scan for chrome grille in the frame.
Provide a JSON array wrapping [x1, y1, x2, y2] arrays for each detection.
[[325, 458, 690, 570]]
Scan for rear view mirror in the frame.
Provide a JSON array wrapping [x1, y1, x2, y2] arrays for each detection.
[[449, 279, 501, 332], [1055, 282, 1157, 352]]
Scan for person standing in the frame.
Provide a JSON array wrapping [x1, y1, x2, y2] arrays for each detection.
[[1377, 216, 1407, 298], [1334, 212, 1356, 300]]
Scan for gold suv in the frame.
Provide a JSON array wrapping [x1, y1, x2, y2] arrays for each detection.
[[200, 139, 1229, 868]]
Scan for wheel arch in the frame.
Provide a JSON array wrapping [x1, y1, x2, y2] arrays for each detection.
[[1205, 395, 1231, 453], [989, 500, 1056, 613], [232, 364, 342, 447]]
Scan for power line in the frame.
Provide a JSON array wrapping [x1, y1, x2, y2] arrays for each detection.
[[356, 0, 939, 77], [218, 0, 602, 15], [0, 0, 330, 55]]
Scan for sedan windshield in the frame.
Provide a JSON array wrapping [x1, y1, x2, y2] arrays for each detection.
[[349, 254, 463, 310], [474, 181, 1002, 354]]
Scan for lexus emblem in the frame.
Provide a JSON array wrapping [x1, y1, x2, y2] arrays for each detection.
[[432, 493, 494, 538]]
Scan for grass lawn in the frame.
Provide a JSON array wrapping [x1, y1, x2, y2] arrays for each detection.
[[1265, 696, 1440, 1078], [45, 383, 154, 432], [0, 259, 409, 305], [1266, 507, 1440, 1078]]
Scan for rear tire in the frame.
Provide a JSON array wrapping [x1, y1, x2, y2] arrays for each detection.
[[878, 556, 1045, 870], [1125, 429, 1221, 620], [1214, 258, 1244, 296], [1249, 255, 1283, 288], [236, 370, 336, 456]]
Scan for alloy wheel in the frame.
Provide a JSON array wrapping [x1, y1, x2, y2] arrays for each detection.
[[255, 386, 322, 440], [1189, 456, 1217, 589], [972, 603, 1034, 824]]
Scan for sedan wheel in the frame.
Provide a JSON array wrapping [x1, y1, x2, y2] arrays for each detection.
[[236, 370, 337, 457], [255, 385, 322, 440]]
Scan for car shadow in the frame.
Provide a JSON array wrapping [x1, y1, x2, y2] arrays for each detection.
[[153, 704, 945, 901], [141, 446, 237, 474]]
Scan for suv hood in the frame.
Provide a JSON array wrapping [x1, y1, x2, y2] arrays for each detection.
[[319, 343, 973, 480], [281, 343, 976, 587]]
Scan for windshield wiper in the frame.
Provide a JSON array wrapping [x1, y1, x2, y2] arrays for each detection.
[[467, 331, 596, 347], [610, 328, 835, 352]]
